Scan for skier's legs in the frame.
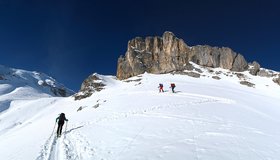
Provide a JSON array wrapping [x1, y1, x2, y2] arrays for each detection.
[[58, 123, 64, 135], [57, 124, 61, 135]]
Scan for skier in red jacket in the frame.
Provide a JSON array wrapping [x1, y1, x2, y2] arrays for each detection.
[[158, 83, 164, 92]]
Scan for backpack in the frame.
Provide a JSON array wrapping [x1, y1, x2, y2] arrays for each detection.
[[171, 83, 175, 87], [59, 113, 65, 122], [159, 84, 163, 87]]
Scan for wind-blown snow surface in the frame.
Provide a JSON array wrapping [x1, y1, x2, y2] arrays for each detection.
[[1, 69, 280, 160]]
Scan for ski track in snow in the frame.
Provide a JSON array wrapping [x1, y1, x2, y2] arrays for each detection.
[[85, 92, 235, 126], [36, 92, 234, 160], [34, 91, 280, 160], [37, 128, 95, 160]]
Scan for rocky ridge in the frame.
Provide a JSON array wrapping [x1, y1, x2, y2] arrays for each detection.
[[116, 31, 255, 80]]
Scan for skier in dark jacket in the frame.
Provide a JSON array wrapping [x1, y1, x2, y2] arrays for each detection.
[[56, 113, 68, 136], [170, 83, 176, 93]]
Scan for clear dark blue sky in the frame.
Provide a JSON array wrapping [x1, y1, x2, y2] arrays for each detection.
[[0, 0, 279, 91]]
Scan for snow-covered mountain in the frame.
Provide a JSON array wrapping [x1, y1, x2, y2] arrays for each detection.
[[0, 63, 280, 160], [0, 65, 74, 112]]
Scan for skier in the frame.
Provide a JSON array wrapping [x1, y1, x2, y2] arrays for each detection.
[[56, 113, 68, 137], [170, 83, 176, 93], [158, 83, 164, 92]]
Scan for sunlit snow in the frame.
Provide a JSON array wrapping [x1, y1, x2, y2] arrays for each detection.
[[0, 65, 280, 160]]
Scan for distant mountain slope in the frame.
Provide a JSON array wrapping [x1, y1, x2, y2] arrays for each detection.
[[0, 64, 74, 112]]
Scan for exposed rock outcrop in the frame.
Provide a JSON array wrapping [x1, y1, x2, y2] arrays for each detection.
[[232, 54, 248, 72], [257, 69, 274, 77], [74, 74, 106, 100], [117, 31, 249, 80], [240, 81, 255, 88], [117, 32, 191, 79], [273, 75, 280, 86], [248, 61, 261, 75], [175, 71, 201, 78], [50, 88, 68, 97], [212, 76, 221, 80]]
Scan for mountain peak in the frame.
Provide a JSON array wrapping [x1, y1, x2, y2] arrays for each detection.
[[162, 31, 176, 39], [0, 65, 74, 97], [117, 32, 275, 79]]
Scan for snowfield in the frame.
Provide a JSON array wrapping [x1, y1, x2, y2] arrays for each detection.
[[1, 66, 280, 160]]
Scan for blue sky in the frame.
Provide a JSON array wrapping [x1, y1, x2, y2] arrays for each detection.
[[0, 0, 279, 91]]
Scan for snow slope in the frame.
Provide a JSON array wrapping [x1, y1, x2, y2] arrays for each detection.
[[0, 65, 280, 160], [0, 65, 74, 112]]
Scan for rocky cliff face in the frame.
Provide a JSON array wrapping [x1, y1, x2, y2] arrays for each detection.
[[74, 73, 106, 100], [117, 31, 249, 80]]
